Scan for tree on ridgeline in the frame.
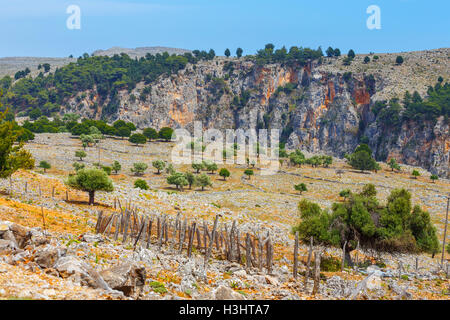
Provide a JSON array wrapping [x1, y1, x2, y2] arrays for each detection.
[[236, 48, 243, 58]]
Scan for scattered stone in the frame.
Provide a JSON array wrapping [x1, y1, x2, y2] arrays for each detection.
[[214, 285, 245, 300], [54, 255, 111, 291], [99, 261, 146, 297]]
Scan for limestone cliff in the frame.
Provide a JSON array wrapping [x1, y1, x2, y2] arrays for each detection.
[[63, 50, 450, 178]]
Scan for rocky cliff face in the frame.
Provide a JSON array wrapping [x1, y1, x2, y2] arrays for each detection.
[[63, 55, 449, 178]]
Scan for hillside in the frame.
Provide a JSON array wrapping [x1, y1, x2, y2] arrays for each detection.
[[0, 133, 449, 300], [1, 47, 449, 178]]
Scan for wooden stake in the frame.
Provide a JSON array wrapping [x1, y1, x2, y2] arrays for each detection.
[[205, 215, 219, 268], [266, 237, 273, 274], [312, 251, 321, 296], [122, 210, 130, 243], [179, 219, 187, 253], [95, 211, 104, 234], [245, 233, 251, 270], [41, 206, 46, 233], [304, 236, 313, 290], [114, 215, 120, 241], [146, 218, 153, 249], [133, 218, 146, 250], [293, 231, 299, 279], [341, 240, 347, 272], [258, 234, 263, 271], [187, 223, 196, 258], [236, 228, 241, 263]]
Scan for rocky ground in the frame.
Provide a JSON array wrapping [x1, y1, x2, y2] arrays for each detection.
[[0, 133, 448, 300]]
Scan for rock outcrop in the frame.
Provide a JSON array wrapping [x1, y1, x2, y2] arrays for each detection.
[[63, 50, 449, 177]]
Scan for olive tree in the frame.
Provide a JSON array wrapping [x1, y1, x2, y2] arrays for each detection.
[[66, 168, 114, 205], [152, 160, 166, 174], [131, 162, 148, 176]]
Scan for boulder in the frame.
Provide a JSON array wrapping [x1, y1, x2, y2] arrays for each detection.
[[1, 231, 18, 248], [0, 239, 18, 254], [8, 223, 31, 248], [214, 285, 245, 300], [34, 245, 66, 269], [265, 275, 280, 286], [54, 256, 111, 290], [366, 274, 382, 290], [27, 228, 49, 247], [99, 261, 146, 297], [81, 233, 103, 244]]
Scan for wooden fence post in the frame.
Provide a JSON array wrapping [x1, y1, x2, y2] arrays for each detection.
[[187, 223, 196, 258], [245, 233, 252, 270], [293, 231, 299, 279], [258, 234, 263, 271], [204, 215, 219, 268], [304, 236, 313, 290], [341, 240, 347, 272], [41, 206, 46, 233], [179, 219, 187, 253], [114, 215, 120, 241], [122, 210, 130, 243], [146, 218, 153, 249], [229, 221, 236, 262], [95, 211, 103, 234], [133, 218, 146, 250], [236, 228, 241, 263], [158, 216, 165, 251], [312, 251, 321, 296], [24, 181, 27, 194], [266, 237, 273, 274]]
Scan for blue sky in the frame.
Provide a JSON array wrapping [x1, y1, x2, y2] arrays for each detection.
[[1, 0, 449, 57]]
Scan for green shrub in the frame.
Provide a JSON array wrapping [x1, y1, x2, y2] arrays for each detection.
[[149, 281, 167, 294], [134, 179, 149, 190], [293, 185, 440, 257]]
